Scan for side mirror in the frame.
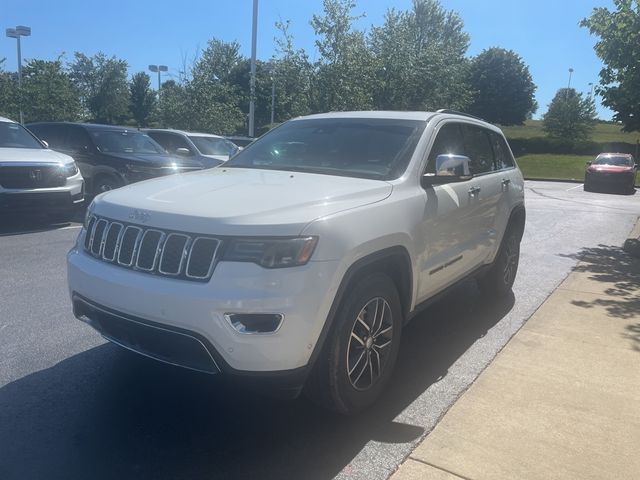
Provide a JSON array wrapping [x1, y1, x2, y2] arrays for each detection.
[[175, 147, 191, 157], [41, 140, 49, 149], [421, 154, 472, 187], [586, 161, 592, 166]]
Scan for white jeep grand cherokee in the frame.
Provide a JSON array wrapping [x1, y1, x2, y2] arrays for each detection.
[[68, 110, 525, 414]]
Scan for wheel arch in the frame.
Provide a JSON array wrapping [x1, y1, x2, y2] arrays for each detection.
[[306, 246, 413, 371]]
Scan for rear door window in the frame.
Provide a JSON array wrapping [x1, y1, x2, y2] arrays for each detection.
[[462, 125, 495, 175]]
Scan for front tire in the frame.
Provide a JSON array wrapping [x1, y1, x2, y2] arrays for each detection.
[[305, 273, 403, 415], [479, 228, 521, 297]]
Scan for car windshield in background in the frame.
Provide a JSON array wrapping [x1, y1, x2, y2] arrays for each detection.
[[91, 131, 165, 154], [0, 121, 43, 149], [225, 118, 426, 180], [188, 136, 236, 156], [593, 155, 634, 167]]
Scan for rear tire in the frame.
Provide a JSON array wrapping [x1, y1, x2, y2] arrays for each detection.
[[479, 228, 521, 297], [305, 273, 403, 415]]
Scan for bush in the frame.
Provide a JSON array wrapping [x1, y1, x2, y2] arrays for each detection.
[[508, 137, 637, 158]]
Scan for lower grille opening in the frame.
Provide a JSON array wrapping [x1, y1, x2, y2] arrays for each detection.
[[225, 313, 284, 334], [73, 296, 220, 374]]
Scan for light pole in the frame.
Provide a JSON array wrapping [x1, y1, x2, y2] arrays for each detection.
[[6, 25, 31, 124], [268, 63, 275, 125], [248, 0, 258, 137], [588, 82, 595, 98], [567, 68, 574, 90], [148, 64, 168, 98]]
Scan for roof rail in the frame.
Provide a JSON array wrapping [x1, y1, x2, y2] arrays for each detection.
[[435, 109, 485, 122]]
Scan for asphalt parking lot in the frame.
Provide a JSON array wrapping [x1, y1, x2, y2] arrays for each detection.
[[0, 181, 638, 480]]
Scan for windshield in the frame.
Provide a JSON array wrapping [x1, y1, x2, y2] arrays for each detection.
[[0, 121, 44, 149], [593, 155, 634, 167], [189, 136, 238, 156], [225, 118, 425, 180], [91, 130, 166, 154]]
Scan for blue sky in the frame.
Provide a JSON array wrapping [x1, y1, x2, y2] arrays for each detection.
[[3, 0, 614, 119]]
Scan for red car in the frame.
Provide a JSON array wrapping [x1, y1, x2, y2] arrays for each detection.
[[584, 153, 637, 194]]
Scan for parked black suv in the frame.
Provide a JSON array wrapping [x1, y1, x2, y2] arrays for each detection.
[[27, 122, 206, 195]]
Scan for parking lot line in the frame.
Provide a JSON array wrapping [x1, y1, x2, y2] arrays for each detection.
[[566, 184, 583, 191]]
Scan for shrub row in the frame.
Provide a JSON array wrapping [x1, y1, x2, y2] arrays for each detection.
[[508, 137, 639, 158]]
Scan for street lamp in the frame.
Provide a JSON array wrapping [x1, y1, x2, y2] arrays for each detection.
[[268, 63, 276, 125], [6, 25, 31, 124], [248, 0, 258, 137], [148, 64, 168, 97], [567, 68, 574, 90], [588, 82, 595, 97]]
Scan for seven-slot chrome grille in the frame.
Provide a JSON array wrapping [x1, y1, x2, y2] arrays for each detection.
[[83, 215, 221, 282]]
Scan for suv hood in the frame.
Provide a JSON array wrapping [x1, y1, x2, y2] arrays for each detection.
[[93, 168, 393, 236], [0, 147, 74, 164]]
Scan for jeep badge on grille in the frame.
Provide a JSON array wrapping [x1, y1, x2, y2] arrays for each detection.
[[129, 209, 151, 223]]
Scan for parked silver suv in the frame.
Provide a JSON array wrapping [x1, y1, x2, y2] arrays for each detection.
[[0, 116, 84, 221]]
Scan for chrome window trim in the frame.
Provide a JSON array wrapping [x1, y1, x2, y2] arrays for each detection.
[[158, 233, 191, 276], [101, 222, 124, 262], [91, 219, 109, 257], [117, 226, 143, 267], [135, 229, 166, 272], [186, 237, 221, 280]]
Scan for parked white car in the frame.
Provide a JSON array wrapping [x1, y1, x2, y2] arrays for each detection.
[[144, 129, 240, 166], [0, 116, 84, 221], [68, 110, 525, 414]]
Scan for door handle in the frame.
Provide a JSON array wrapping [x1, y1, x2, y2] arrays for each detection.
[[502, 178, 511, 186], [468, 186, 481, 196]]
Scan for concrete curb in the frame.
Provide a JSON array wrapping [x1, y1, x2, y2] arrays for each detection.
[[523, 177, 583, 184], [623, 217, 640, 258]]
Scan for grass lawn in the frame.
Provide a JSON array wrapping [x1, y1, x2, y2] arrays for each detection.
[[516, 154, 640, 185], [501, 120, 640, 144]]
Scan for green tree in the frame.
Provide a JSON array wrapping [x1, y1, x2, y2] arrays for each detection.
[[129, 72, 156, 127], [20, 58, 81, 123], [543, 88, 596, 141], [310, 0, 377, 111], [0, 59, 19, 120], [156, 79, 190, 129], [187, 39, 246, 134], [369, 0, 471, 111], [581, 0, 640, 131], [468, 48, 537, 125], [69, 52, 130, 124]]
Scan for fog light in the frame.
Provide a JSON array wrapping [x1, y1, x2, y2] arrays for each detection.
[[225, 313, 284, 334]]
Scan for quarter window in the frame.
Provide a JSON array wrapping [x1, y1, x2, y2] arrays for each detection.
[[489, 132, 514, 170]]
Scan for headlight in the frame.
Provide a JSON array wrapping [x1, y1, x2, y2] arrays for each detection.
[[222, 237, 318, 268], [61, 162, 79, 177], [83, 200, 96, 229]]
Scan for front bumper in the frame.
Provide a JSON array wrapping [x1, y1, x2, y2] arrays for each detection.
[[0, 182, 84, 213], [67, 237, 341, 375], [585, 171, 635, 187]]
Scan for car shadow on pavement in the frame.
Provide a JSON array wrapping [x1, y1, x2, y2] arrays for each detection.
[[0, 211, 83, 236], [559, 245, 640, 352], [0, 281, 513, 480]]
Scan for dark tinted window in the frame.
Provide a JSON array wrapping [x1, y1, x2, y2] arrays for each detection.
[[226, 118, 425, 180], [147, 131, 190, 154], [65, 126, 93, 153], [91, 130, 165, 154], [27, 124, 66, 149], [425, 123, 465, 173], [489, 132, 514, 169], [189, 136, 237, 156], [462, 125, 494, 175]]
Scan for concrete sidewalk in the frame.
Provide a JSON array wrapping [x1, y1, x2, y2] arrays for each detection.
[[392, 243, 640, 480]]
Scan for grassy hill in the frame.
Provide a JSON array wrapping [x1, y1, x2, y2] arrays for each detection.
[[500, 120, 639, 144]]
